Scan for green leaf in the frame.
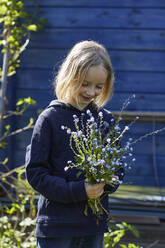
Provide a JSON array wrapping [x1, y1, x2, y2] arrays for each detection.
[[16, 98, 24, 106], [1, 177, 6, 182], [120, 245, 127, 248], [16, 1, 24, 10], [29, 117, 34, 126], [24, 97, 36, 105], [5, 125, 10, 131], [0, 142, 7, 148], [0, 17, 4, 23], [19, 11, 29, 18], [27, 24, 38, 31], [0, 5, 7, 15], [3, 158, 8, 164]]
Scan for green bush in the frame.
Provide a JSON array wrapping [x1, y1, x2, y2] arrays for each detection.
[[104, 221, 141, 248], [0, 168, 37, 248]]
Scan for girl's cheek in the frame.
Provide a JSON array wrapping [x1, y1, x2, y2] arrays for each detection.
[[96, 89, 103, 96]]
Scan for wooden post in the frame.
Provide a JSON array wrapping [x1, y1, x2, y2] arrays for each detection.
[[0, 44, 10, 136]]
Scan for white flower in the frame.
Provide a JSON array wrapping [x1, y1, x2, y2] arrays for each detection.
[[86, 109, 92, 115], [125, 126, 129, 130], [133, 94, 136, 98], [77, 130, 82, 136], [136, 116, 139, 120], [98, 112, 103, 117], [67, 129, 71, 134], [75, 118, 79, 123], [107, 138, 111, 143], [64, 166, 69, 171], [61, 125, 65, 130], [132, 158, 136, 161], [102, 148, 105, 152], [73, 132, 78, 137]]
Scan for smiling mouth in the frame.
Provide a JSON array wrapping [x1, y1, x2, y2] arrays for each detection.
[[81, 95, 93, 101]]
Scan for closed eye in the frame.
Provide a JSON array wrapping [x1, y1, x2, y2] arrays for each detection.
[[97, 85, 103, 89], [82, 83, 88, 87]]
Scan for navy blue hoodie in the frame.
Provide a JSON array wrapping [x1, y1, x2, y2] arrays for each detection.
[[25, 100, 123, 238]]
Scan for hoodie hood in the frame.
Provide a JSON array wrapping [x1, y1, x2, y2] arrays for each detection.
[[47, 99, 99, 113]]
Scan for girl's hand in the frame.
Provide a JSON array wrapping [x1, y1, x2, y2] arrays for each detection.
[[84, 181, 105, 199], [110, 175, 119, 183]]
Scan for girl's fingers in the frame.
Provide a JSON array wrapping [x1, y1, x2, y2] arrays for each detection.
[[85, 182, 105, 199]]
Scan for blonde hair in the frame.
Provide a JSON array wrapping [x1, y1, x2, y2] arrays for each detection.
[[54, 40, 114, 107]]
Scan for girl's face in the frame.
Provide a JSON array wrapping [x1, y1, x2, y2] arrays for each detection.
[[71, 65, 108, 110]]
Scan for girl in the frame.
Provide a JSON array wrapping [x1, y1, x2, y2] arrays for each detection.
[[25, 40, 124, 248]]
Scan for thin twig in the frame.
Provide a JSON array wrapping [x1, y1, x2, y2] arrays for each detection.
[[0, 165, 25, 179], [146, 240, 159, 248], [0, 124, 34, 142]]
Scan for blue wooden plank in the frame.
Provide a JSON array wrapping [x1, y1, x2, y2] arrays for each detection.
[[17, 68, 165, 94], [20, 49, 165, 72], [16, 89, 165, 112], [15, 118, 165, 155], [17, 68, 54, 90], [15, 89, 165, 111], [29, 29, 165, 51], [107, 92, 165, 111], [14, 146, 165, 177], [125, 156, 165, 177], [115, 71, 165, 93], [25, 0, 165, 8], [16, 111, 165, 137], [14, 147, 165, 187], [124, 175, 165, 187], [29, 7, 165, 29], [16, 89, 54, 110]]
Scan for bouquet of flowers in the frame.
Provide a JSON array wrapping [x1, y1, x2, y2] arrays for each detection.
[[62, 95, 165, 221]]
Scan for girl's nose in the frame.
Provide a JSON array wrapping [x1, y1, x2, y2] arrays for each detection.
[[86, 87, 95, 97]]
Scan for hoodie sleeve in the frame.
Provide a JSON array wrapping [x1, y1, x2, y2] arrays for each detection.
[[25, 113, 88, 204]]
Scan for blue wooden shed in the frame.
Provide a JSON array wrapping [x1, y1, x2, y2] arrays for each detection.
[[5, 0, 165, 189]]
